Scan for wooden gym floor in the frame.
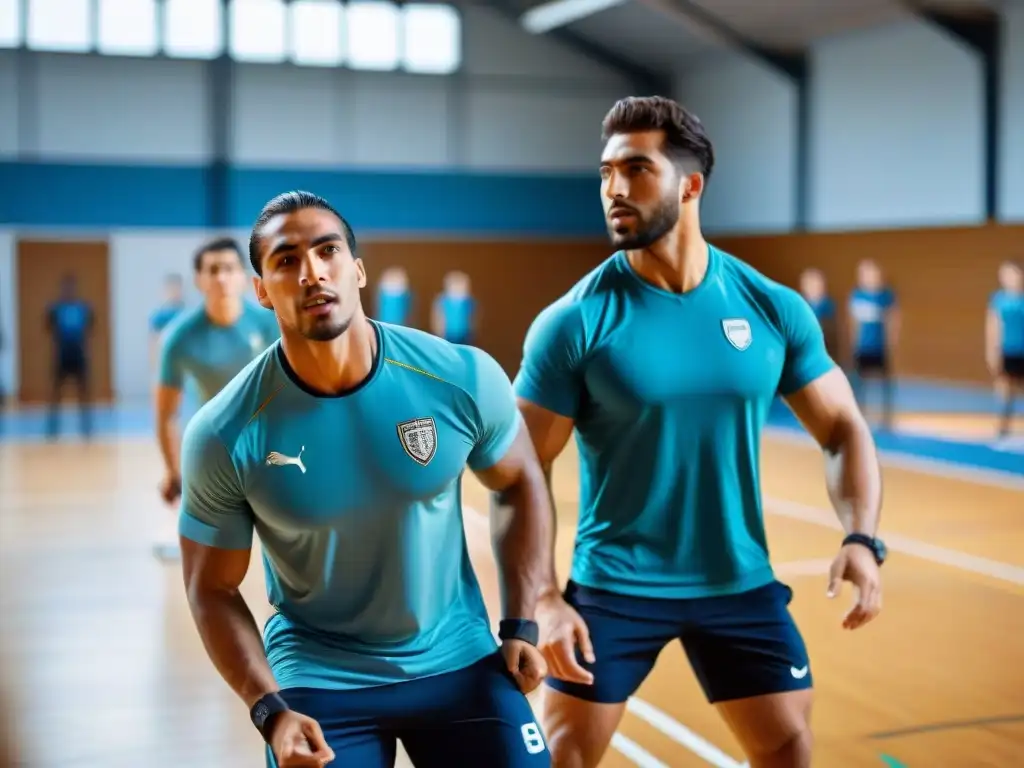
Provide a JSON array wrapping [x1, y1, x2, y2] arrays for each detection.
[[0, 424, 1022, 767]]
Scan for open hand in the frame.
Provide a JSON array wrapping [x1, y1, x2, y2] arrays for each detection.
[[536, 593, 596, 685]]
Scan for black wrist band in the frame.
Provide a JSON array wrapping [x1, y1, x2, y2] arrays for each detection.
[[250, 692, 290, 741], [498, 618, 539, 646]]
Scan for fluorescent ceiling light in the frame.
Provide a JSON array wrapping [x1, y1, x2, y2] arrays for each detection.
[[520, 0, 628, 34]]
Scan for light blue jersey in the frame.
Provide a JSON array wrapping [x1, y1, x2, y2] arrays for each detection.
[[178, 321, 521, 690], [159, 303, 280, 405], [514, 248, 834, 600], [990, 290, 1024, 356], [807, 297, 835, 323], [376, 287, 412, 326], [150, 303, 186, 334], [849, 288, 895, 355], [436, 294, 476, 343]]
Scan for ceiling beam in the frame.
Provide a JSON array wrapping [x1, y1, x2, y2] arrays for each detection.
[[487, 0, 671, 95], [901, 2, 1001, 221]]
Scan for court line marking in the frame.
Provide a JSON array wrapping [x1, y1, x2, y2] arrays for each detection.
[[626, 698, 746, 768], [867, 713, 1024, 740], [765, 426, 1024, 492], [765, 497, 1024, 587], [610, 732, 669, 768]]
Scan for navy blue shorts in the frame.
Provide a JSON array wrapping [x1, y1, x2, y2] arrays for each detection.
[[269, 652, 550, 767], [547, 580, 812, 705]]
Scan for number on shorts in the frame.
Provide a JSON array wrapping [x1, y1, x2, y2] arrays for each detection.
[[520, 722, 546, 755]]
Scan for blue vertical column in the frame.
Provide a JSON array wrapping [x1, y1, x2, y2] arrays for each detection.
[[205, 0, 233, 230]]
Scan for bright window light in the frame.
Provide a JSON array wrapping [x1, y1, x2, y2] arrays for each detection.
[[346, 2, 399, 71], [0, 0, 21, 48], [229, 0, 286, 63], [27, 0, 91, 52], [290, 0, 345, 66], [402, 4, 460, 74], [98, 0, 158, 56], [163, 0, 223, 59]]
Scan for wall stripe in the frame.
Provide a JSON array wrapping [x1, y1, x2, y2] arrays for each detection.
[[0, 161, 606, 236]]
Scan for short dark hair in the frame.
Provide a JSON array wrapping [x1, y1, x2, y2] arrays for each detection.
[[601, 96, 715, 180], [193, 237, 244, 272], [248, 190, 358, 276]]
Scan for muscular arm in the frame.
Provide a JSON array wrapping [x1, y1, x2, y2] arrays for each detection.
[[180, 539, 279, 707], [178, 414, 277, 708], [506, 400, 575, 596], [785, 368, 882, 535], [155, 385, 183, 476], [474, 426, 555, 621]]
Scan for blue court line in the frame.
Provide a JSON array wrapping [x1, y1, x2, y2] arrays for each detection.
[[880, 755, 908, 767]]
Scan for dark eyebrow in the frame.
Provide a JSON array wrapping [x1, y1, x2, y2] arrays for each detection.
[[600, 154, 656, 168], [269, 232, 344, 257]]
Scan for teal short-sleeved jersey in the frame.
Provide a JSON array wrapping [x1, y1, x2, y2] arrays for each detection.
[[178, 321, 521, 691], [514, 247, 835, 600], [990, 290, 1024, 356], [158, 302, 280, 405]]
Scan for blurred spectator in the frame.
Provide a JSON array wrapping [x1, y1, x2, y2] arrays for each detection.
[[849, 259, 899, 429], [375, 266, 413, 326], [799, 267, 838, 360], [986, 260, 1023, 438], [432, 270, 477, 345], [46, 274, 94, 440]]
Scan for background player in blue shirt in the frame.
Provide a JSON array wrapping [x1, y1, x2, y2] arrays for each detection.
[[799, 267, 838, 361], [986, 260, 1024, 438], [148, 273, 186, 372], [432, 270, 477, 344], [45, 274, 95, 439], [374, 266, 413, 326], [154, 238, 279, 560], [510, 97, 886, 768], [848, 259, 899, 429], [178, 191, 555, 767]]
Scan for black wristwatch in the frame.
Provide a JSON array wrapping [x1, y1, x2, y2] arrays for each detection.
[[842, 533, 887, 566], [498, 618, 540, 646], [250, 692, 290, 741]]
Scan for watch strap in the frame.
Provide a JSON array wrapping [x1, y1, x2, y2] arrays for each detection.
[[842, 533, 883, 565], [498, 618, 540, 647], [250, 692, 290, 741]]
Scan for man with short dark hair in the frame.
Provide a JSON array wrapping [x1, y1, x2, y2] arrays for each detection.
[[152, 237, 278, 561], [45, 274, 94, 440], [178, 190, 554, 767], [512, 96, 887, 768]]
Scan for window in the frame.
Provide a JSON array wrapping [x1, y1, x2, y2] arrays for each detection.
[[346, 1, 399, 71], [98, 0, 158, 56], [290, 0, 344, 67], [0, 0, 21, 48], [164, 0, 223, 59], [27, 0, 91, 52], [402, 4, 460, 74], [229, 0, 286, 63]]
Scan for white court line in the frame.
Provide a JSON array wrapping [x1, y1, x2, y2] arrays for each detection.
[[765, 426, 1024, 492], [610, 733, 669, 768], [765, 497, 1024, 587], [627, 698, 746, 768]]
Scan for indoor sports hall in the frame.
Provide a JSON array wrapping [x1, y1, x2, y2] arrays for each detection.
[[1, 0, 1022, 766]]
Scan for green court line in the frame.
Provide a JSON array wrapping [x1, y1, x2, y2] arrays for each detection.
[[880, 755, 908, 767]]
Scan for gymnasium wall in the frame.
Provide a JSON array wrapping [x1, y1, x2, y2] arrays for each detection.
[[0, 3, 625, 400], [676, 5, 1024, 233]]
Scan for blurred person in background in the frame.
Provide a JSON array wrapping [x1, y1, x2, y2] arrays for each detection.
[[375, 265, 413, 326], [149, 273, 187, 370], [45, 274, 95, 440], [799, 267, 839, 360], [849, 259, 899, 430], [152, 238, 279, 562], [432, 270, 477, 344], [986, 260, 1024, 439]]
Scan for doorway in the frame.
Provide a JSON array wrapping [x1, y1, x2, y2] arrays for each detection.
[[16, 240, 113, 404]]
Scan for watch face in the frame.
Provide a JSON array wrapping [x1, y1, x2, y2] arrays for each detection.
[[253, 703, 270, 724], [875, 540, 887, 563]]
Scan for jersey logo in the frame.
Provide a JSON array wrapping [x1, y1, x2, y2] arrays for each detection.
[[265, 446, 306, 473], [722, 318, 752, 351], [397, 417, 437, 466]]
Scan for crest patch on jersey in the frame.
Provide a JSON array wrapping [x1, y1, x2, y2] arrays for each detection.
[[397, 417, 437, 466], [721, 318, 752, 351]]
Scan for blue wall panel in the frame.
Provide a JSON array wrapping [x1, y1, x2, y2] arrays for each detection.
[[1, 161, 606, 236]]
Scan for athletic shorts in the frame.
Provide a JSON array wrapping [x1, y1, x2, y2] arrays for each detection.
[[268, 652, 550, 767], [854, 352, 888, 376], [546, 580, 812, 705], [1002, 354, 1024, 381]]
